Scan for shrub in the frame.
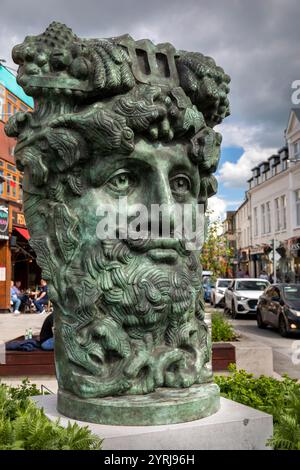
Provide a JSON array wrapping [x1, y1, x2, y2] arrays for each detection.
[[0, 381, 102, 450], [215, 366, 300, 450], [211, 312, 237, 342]]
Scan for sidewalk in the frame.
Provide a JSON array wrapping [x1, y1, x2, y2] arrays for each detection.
[[0, 312, 58, 393], [0, 311, 46, 342]]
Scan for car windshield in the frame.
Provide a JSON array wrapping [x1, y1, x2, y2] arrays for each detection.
[[236, 280, 268, 291], [218, 280, 231, 288], [283, 285, 300, 303]]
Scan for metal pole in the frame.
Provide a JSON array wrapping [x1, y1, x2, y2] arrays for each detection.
[[273, 238, 277, 284]]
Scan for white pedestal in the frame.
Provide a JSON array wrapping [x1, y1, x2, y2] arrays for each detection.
[[33, 395, 273, 450]]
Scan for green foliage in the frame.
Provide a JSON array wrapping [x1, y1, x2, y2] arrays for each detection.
[[211, 312, 237, 342], [200, 216, 234, 279], [8, 378, 41, 400], [215, 366, 300, 450], [0, 381, 102, 450]]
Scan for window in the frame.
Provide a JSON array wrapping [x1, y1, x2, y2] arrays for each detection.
[[2, 92, 32, 122], [261, 204, 266, 234], [281, 195, 287, 229], [7, 164, 16, 172], [281, 159, 288, 171], [296, 190, 300, 227], [266, 202, 271, 233], [0, 170, 3, 195], [11, 175, 17, 198], [0, 95, 4, 121], [293, 141, 300, 160], [275, 198, 280, 231], [254, 207, 258, 236]]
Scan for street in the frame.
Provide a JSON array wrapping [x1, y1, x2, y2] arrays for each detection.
[[210, 306, 300, 379]]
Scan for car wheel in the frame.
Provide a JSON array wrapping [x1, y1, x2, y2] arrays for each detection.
[[231, 301, 237, 319], [278, 315, 288, 337], [256, 310, 267, 329]]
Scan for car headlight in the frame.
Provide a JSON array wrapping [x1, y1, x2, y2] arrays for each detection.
[[290, 309, 300, 317], [217, 289, 224, 294], [237, 296, 248, 301]]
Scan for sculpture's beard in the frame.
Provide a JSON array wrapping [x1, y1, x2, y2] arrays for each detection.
[[58, 238, 211, 398]]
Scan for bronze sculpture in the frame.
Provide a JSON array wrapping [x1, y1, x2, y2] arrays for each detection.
[[5, 22, 230, 425]]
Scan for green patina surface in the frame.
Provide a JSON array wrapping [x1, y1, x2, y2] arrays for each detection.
[[5, 22, 230, 425], [58, 383, 220, 426]]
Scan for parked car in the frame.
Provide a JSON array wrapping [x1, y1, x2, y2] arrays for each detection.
[[256, 283, 300, 336], [203, 279, 215, 303], [210, 278, 232, 307], [224, 278, 270, 318]]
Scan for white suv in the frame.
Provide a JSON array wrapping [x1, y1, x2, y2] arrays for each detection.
[[224, 278, 270, 318], [210, 278, 232, 307]]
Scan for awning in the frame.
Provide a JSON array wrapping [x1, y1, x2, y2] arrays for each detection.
[[15, 227, 30, 240]]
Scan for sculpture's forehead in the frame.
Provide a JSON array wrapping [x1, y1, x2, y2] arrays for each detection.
[[126, 139, 193, 169]]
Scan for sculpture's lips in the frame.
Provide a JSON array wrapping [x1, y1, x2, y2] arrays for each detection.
[[147, 248, 179, 263], [125, 238, 189, 257]]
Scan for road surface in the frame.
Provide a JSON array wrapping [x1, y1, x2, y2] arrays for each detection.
[[209, 307, 300, 379]]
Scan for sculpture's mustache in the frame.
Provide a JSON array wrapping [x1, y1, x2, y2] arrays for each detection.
[[124, 237, 190, 256]]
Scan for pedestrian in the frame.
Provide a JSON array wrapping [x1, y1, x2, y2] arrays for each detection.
[[259, 270, 269, 280], [13, 281, 31, 312], [33, 279, 49, 314], [39, 312, 54, 350], [10, 281, 21, 314]]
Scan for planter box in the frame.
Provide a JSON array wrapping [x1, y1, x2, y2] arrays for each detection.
[[0, 338, 236, 377], [0, 336, 55, 376], [212, 342, 236, 371]]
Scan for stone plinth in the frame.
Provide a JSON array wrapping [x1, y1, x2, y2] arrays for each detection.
[[32, 395, 273, 450], [57, 383, 219, 426]]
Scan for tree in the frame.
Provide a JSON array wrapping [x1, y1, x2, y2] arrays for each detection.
[[200, 216, 234, 279]]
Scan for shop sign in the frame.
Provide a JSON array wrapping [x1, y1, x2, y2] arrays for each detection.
[[290, 238, 300, 257], [250, 247, 264, 255], [0, 205, 9, 240], [12, 211, 26, 227]]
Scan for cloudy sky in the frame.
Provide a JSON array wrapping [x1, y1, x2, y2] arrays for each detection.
[[1, 0, 299, 220]]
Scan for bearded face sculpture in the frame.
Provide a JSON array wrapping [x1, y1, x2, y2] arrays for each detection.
[[5, 22, 230, 425]]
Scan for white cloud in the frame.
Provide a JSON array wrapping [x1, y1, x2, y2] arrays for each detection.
[[218, 146, 276, 188], [207, 196, 230, 222], [217, 123, 277, 188]]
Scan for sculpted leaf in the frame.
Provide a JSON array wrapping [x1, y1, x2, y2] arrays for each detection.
[[53, 204, 80, 263]]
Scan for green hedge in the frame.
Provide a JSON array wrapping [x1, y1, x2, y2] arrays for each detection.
[[0, 380, 102, 450], [215, 366, 300, 450], [211, 312, 237, 342]]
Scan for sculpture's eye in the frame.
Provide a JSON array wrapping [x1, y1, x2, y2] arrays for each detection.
[[170, 174, 191, 196], [106, 170, 135, 194]]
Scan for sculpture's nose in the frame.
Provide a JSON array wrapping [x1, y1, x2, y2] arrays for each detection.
[[149, 172, 176, 237]]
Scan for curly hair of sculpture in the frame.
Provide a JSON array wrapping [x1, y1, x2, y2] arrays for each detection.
[[5, 22, 230, 425]]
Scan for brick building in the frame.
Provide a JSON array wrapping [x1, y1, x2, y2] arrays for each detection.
[[0, 64, 40, 311]]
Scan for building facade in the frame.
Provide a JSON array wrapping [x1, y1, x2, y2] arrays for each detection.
[[222, 210, 238, 277], [235, 196, 251, 275], [0, 64, 40, 311], [233, 108, 300, 282]]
